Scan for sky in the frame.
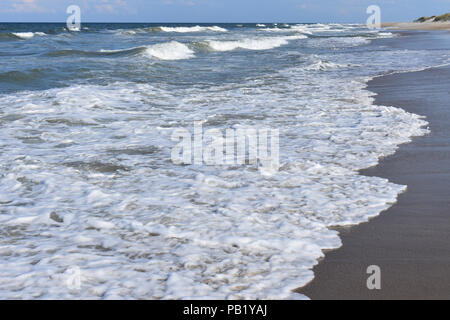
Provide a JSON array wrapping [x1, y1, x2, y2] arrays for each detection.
[[0, 0, 449, 23]]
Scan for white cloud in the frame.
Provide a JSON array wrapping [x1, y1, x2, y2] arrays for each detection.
[[8, 0, 46, 13], [94, 0, 128, 13]]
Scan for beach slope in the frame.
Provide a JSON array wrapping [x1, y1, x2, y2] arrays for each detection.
[[298, 64, 450, 299]]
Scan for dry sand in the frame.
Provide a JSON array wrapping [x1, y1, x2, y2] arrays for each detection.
[[382, 22, 450, 30]]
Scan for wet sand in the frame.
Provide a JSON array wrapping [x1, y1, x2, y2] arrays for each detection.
[[297, 35, 450, 299]]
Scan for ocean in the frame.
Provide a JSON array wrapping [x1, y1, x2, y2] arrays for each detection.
[[0, 23, 448, 299]]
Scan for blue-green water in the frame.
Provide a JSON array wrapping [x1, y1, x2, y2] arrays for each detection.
[[0, 22, 431, 93]]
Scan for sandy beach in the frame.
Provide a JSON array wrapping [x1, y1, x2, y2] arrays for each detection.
[[382, 22, 450, 30], [298, 31, 450, 299]]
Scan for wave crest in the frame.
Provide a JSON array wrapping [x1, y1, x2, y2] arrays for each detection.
[[0, 32, 47, 40], [152, 25, 228, 33], [46, 42, 195, 61], [204, 35, 307, 52], [144, 41, 195, 60]]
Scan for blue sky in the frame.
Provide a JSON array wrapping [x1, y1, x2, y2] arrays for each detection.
[[0, 0, 449, 23]]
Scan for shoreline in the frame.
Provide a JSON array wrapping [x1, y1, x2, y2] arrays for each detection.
[[297, 64, 450, 299], [297, 30, 450, 299]]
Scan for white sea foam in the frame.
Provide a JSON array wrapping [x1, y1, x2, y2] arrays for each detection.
[[119, 30, 137, 35], [305, 36, 372, 49], [12, 32, 46, 39], [159, 25, 228, 33], [0, 58, 429, 299], [378, 32, 395, 38], [304, 56, 358, 71], [144, 41, 195, 60], [260, 27, 300, 33], [12, 32, 35, 39], [261, 24, 336, 34], [205, 35, 307, 51], [305, 60, 347, 70], [260, 24, 377, 36]]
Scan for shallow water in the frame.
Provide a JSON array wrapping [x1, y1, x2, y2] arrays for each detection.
[[0, 23, 448, 299]]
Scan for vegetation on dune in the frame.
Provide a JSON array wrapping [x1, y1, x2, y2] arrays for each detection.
[[414, 13, 450, 23]]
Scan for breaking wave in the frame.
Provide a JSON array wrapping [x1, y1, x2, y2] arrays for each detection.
[[46, 42, 195, 61], [0, 32, 47, 40], [204, 35, 307, 52], [154, 25, 228, 33], [144, 41, 195, 60]]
